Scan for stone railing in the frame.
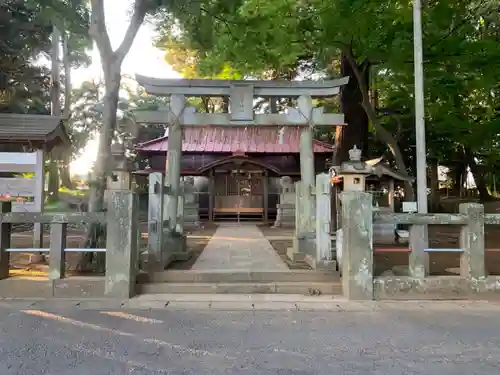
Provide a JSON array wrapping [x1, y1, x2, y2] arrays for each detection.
[[0, 191, 138, 299], [341, 191, 500, 300]]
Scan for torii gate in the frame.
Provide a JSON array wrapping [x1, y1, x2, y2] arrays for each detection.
[[134, 76, 349, 270]]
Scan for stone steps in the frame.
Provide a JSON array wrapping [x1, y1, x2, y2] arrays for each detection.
[[137, 281, 342, 295], [138, 270, 340, 283]]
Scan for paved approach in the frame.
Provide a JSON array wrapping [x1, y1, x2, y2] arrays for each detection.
[[192, 224, 289, 271], [0, 303, 500, 374]]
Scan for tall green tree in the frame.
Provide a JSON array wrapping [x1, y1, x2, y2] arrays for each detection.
[[0, 0, 91, 114], [154, 0, 500, 199]]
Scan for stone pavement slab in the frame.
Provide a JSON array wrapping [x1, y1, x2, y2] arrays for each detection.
[[192, 224, 289, 271]]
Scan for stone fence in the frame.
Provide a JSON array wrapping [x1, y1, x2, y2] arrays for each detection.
[[0, 191, 138, 299], [342, 191, 500, 300]]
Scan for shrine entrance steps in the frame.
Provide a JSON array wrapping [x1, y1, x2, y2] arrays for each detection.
[[138, 224, 342, 295]]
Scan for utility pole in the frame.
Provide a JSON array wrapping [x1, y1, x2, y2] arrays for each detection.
[[413, 0, 427, 214], [409, 0, 429, 277]]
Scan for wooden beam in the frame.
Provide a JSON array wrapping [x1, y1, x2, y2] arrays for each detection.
[[135, 75, 349, 98], [132, 109, 346, 126]]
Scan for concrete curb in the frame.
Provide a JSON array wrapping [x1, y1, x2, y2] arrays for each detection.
[[2, 295, 500, 311]]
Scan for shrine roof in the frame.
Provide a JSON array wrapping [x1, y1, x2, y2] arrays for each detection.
[[136, 125, 333, 154], [0, 114, 69, 150]]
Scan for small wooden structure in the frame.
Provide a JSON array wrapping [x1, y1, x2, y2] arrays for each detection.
[[0, 114, 69, 151], [0, 114, 69, 246]]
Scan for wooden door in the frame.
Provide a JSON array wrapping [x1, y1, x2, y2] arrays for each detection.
[[214, 172, 264, 215]]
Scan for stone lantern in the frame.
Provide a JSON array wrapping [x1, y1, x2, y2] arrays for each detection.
[[107, 143, 134, 191], [332, 145, 415, 274], [337, 145, 372, 192]]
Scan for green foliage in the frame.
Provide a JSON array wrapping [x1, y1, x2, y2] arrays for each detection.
[[66, 77, 169, 166], [0, 0, 91, 114], [154, 0, 500, 192]]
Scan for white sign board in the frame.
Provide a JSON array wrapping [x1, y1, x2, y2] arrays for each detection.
[[0, 151, 44, 243], [402, 201, 418, 213], [0, 177, 36, 197]]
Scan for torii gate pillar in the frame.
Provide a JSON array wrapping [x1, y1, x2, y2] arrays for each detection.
[[164, 94, 187, 257], [291, 96, 317, 261]]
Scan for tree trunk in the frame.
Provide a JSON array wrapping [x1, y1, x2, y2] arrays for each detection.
[[62, 31, 72, 117], [78, 0, 150, 271], [465, 148, 493, 201], [428, 159, 439, 211], [333, 52, 369, 165], [48, 25, 61, 203], [343, 49, 414, 199], [59, 152, 73, 189], [47, 157, 59, 202], [60, 31, 73, 191], [85, 70, 120, 225], [451, 163, 466, 195], [76, 69, 120, 271]]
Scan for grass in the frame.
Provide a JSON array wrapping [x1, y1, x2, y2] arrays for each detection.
[[44, 200, 75, 213], [58, 187, 88, 197]]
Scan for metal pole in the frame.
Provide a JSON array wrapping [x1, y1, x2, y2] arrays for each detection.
[[413, 0, 428, 213]]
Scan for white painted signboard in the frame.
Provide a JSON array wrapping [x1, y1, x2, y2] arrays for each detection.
[[0, 151, 44, 246]]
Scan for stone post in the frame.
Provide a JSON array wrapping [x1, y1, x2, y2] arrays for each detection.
[[316, 173, 331, 262], [176, 189, 185, 234], [409, 224, 429, 278], [147, 172, 165, 272], [105, 191, 139, 299], [182, 176, 199, 228], [0, 202, 11, 279], [33, 149, 44, 250], [49, 223, 67, 280], [341, 191, 373, 300], [273, 176, 295, 228], [164, 94, 186, 253], [459, 203, 486, 279], [289, 181, 315, 261]]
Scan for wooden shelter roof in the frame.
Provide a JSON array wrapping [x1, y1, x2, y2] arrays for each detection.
[[0, 114, 69, 151], [135, 125, 334, 154]]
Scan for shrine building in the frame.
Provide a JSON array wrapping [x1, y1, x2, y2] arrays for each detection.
[[135, 126, 335, 222]]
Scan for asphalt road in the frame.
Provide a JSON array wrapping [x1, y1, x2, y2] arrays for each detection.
[[0, 303, 499, 374]]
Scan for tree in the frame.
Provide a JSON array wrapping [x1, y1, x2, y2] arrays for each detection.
[[0, 0, 91, 114], [154, 0, 500, 200], [79, 0, 168, 259]]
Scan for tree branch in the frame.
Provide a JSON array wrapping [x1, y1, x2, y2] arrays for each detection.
[[377, 107, 405, 141], [114, 0, 148, 64], [343, 48, 413, 195], [89, 0, 113, 61]]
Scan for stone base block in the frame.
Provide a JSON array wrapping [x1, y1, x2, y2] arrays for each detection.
[[172, 250, 193, 262], [286, 247, 306, 263], [373, 276, 500, 300], [138, 281, 342, 295], [29, 253, 46, 264], [304, 255, 337, 271], [0, 277, 106, 299], [293, 233, 316, 257], [163, 232, 187, 253], [184, 204, 199, 226]]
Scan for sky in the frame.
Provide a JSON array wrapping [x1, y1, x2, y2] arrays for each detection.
[[70, 1, 180, 175]]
